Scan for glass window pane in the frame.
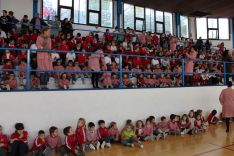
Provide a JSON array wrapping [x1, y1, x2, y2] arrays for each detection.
[[135, 6, 144, 19], [208, 18, 217, 28], [60, 0, 72, 6], [74, 0, 87, 24], [196, 18, 207, 39], [89, 12, 99, 24], [145, 8, 155, 32], [124, 3, 134, 29], [156, 10, 163, 22], [219, 18, 229, 39], [164, 12, 173, 34], [101, 0, 113, 27], [60, 8, 72, 20], [136, 20, 144, 31], [89, 0, 100, 11], [208, 30, 218, 39], [43, 0, 58, 20], [180, 16, 189, 38], [156, 23, 163, 33]]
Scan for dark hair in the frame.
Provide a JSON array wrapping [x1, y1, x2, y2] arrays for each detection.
[[3, 10, 7, 14], [170, 114, 176, 121], [41, 27, 50, 34], [227, 81, 232, 87], [98, 120, 105, 125], [15, 123, 24, 130], [126, 119, 132, 125], [38, 130, 45, 135], [161, 116, 166, 121], [88, 122, 95, 128], [8, 11, 14, 16], [211, 110, 217, 116], [49, 126, 58, 134], [63, 126, 71, 135], [148, 116, 155, 122], [146, 118, 151, 123], [23, 15, 28, 18]]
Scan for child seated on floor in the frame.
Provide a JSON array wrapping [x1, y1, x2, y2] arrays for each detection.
[[44, 126, 62, 156], [98, 120, 111, 149], [156, 116, 170, 139], [10, 123, 28, 156], [207, 110, 219, 124], [135, 120, 145, 141], [31, 130, 46, 156], [0, 125, 8, 156], [180, 114, 191, 135], [63, 126, 79, 155], [86, 122, 100, 150], [121, 124, 144, 148], [194, 114, 204, 133], [168, 114, 180, 135], [143, 118, 156, 141], [108, 122, 119, 143]]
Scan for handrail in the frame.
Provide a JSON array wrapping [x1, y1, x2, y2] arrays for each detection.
[[0, 47, 231, 91]]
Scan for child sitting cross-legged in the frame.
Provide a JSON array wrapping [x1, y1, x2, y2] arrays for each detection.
[[86, 122, 100, 150]]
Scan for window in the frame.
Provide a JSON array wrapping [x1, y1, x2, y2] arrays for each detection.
[[180, 16, 189, 38], [74, 0, 87, 24], [136, 20, 144, 31], [135, 6, 144, 19], [156, 11, 164, 22], [43, 0, 113, 27], [145, 8, 155, 32], [196, 17, 229, 40], [43, 0, 58, 20], [219, 18, 229, 39], [89, 0, 100, 11], [164, 12, 173, 34], [124, 3, 134, 29], [196, 18, 207, 39], [101, 0, 113, 27], [60, 0, 73, 7]]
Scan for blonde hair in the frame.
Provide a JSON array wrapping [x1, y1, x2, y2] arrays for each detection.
[[78, 118, 86, 126]]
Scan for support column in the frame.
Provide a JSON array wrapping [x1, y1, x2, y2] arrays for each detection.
[[117, 0, 122, 30], [232, 18, 234, 48], [33, 0, 38, 16], [175, 12, 181, 37]]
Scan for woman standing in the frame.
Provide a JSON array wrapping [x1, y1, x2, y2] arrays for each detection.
[[219, 81, 234, 132], [88, 47, 106, 88], [184, 46, 197, 86], [36, 27, 53, 89]]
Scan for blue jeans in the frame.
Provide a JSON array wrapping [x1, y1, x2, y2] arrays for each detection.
[[40, 73, 49, 86], [121, 138, 139, 146]]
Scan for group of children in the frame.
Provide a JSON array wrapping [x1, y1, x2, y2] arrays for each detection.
[[0, 10, 227, 90], [0, 109, 220, 156]]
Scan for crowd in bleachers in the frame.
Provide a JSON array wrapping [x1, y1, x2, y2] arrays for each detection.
[[0, 10, 231, 90]]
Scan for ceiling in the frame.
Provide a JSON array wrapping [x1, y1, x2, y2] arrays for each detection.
[[123, 0, 234, 18]]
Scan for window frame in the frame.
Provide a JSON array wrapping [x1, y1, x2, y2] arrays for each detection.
[[42, 0, 114, 28], [195, 17, 230, 40], [134, 6, 145, 31]]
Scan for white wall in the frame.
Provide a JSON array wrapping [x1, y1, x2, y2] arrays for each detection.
[[0, 86, 224, 146], [189, 17, 233, 49], [0, 0, 33, 19]]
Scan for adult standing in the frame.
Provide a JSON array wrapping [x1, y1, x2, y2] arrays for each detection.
[[48, 16, 61, 37], [219, 81, 234, 132], [0, 10, 11, 33], [223, 50, 233, 82], [88, 47, 106, 88], [20, 15, 30, 34], [184, 46, 197, 86], [30, 13, 47, 31], [36, 27, 53, 89], [61, 18, 73, 35]]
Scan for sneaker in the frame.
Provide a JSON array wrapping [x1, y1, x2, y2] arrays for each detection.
[[131, 144, 135, 148], [140, 144, 144, 148], [163, 133, 168, 139], [181, 132, 185, 135], [96, 142, 100, 150], [106, 143, 111, 148], [156, 134, 161, 141], [89, 144, 96, 150], [101, 141, 106, 149]]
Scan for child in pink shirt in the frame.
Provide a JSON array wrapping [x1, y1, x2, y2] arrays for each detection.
[[156, 116, 170, 139], [59, 73, 70, 89], [86, 122, 100, 150], [111, 74, 120, 88], [108, 122, 119, 143], [169, 114, 181, 135], [143, 118, 156, 141]]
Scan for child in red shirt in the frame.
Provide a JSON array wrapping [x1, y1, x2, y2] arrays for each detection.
[[32, 130, 46, 156], [98, 120, 111, 149], [63, 126, 79, 155], [10, 123, 28, 156], [76, 118, 86, 154], [0, 125, 8, 156]]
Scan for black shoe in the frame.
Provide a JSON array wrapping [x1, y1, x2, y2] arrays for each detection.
[[226, 129, 229, 133]]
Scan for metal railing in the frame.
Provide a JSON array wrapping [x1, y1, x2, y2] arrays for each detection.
[[0, 47, 231, 91]]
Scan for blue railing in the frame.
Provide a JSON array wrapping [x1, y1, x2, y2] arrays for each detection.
[[0, 47, 231, 91]]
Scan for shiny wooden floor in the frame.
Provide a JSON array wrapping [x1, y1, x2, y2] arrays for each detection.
[[85, 123, 234, 156]]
